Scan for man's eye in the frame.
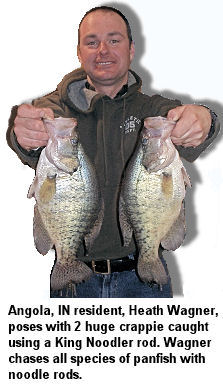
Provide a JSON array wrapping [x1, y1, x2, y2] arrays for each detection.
[[110, 39, 119, 45], [87, 41, 97, 47]]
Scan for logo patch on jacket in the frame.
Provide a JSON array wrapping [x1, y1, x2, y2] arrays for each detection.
[[120, 116, 141, 134]]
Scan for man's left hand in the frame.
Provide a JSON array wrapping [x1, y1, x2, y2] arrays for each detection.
[[167, 104, 212, 147]]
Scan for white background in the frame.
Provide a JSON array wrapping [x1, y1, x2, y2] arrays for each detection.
[[1, 0, 223, 388]]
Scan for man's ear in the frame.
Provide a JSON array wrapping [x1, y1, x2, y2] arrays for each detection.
[[77, 45, 82, 63], [130, 41, 135, 62]]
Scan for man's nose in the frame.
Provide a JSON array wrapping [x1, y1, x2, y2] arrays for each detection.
[[98, 41, 109, 55]]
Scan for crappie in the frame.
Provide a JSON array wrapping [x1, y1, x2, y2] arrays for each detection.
[[28, 117, 103, 291], [120, 116, 191, 286]]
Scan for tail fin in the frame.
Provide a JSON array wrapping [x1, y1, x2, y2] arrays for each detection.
[[137, 255, 168, 286], [50, 260, 92, 291]]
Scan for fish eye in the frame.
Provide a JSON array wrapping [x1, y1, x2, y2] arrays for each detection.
[[142, 137, 149, 145], [71, 138, 78, 145]]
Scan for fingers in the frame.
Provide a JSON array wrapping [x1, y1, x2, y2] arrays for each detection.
[[167, 105, 185, 122], [14, 104, 54, 150], [171, 121, 204, 147], [17, 104, 54, 120], [14, 125, 49, 149], [167, 105, 211, 147]]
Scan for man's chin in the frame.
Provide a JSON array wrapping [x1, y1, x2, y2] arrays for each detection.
[[91, 72, 116, 83], [88, 72, 127, 87]]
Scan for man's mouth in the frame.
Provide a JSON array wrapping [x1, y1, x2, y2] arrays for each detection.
[[96, 61, 113, 66]]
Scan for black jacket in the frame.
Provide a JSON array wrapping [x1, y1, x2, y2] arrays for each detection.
[[6, 68, 220, 260]]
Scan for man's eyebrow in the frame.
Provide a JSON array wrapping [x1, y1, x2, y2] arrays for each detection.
[[84, 32, 125, 39], [107, 32, 125, 37], [84, 34, 98, 39]]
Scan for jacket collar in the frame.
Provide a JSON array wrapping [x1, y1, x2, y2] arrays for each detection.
[[85, 81, 128, 99], [58, 68, 142, 113]]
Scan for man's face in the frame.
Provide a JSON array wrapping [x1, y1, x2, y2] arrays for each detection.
[[77, 10, 135, 90]]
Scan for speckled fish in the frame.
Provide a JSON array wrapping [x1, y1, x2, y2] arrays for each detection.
[[28, 117, 103, 291], [119, 116, 191, 286]]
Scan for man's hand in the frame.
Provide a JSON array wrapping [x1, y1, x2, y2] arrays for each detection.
[[14, 104, 54, 150], [167, 104, 212, 147]]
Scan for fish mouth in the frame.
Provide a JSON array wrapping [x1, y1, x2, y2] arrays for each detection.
[[143, 117, 176, 141]]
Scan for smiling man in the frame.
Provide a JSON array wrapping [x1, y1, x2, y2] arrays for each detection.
[[7, 6, 219, 298], [77, 9, 135, 97]]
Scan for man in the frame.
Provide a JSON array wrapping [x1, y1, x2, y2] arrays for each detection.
[[7, 6, 219, 298]]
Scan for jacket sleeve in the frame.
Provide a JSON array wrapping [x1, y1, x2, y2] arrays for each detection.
[[142, 94, 220, 162], [6, 89, 68, 169], [175, 110, 220, 162]]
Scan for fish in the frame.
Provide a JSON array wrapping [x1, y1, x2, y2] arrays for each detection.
[[119, 116, 191, 286], [28, 117, 103, 291]]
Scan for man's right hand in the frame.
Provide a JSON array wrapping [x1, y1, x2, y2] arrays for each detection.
[[14, 104, 54, 150]]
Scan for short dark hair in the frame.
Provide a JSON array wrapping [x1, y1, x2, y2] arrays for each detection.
[[78, 6, 133, 46]]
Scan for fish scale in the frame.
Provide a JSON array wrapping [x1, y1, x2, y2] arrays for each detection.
[[120, 116, 190, 286], [28, 117, 103, 291]]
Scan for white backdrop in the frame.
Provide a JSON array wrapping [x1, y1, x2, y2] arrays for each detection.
[[1, 0, 223, 388]]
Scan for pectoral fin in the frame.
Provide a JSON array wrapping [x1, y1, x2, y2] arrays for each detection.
[[39, 174, 56, 203], [162, 172, 173, 198]]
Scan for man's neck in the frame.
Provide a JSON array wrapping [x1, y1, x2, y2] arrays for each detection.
[[86, 76, 128, 99]]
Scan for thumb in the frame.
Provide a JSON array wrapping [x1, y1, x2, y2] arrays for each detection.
[[167, 105, 185, 121], [40, 107, 54, 120]]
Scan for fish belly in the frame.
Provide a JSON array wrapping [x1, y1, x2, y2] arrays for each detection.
[[34, 150, 99, 289], [125, 158, 185, 285], [38, 174, 92, 260]]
